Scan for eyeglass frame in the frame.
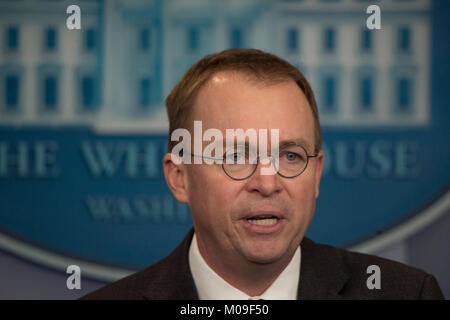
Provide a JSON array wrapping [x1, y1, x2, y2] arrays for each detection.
[[184, 143, 319, 181]]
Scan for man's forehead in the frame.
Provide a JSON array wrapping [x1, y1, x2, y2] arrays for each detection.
[[208, 71, 236, 85], [204, 70, 294, 91], [195, 73, 307, 116], [191, 70, 315, 146]]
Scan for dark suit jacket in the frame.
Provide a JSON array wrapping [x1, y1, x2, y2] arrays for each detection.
[[82, 229, 444, 300]]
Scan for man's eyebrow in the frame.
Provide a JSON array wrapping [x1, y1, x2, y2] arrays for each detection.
[[214, 137, 314, 152], [279, 138, 313, 151]]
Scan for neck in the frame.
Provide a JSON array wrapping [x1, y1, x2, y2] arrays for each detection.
[[195, 234, 296, 297]]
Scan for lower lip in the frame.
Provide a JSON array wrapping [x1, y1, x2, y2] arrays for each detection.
[[241, 218, 285, 234]]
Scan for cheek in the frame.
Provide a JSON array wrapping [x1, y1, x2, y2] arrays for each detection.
[[287, 178, 317, 216], [186, 167, 210, 209], [186, 166, 239, 220]]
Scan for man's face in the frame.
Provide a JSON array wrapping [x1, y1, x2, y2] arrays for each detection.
[[171, 72, 323, 266]]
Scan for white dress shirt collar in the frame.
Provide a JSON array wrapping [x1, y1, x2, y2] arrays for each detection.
[[188, 233, 301, 300]]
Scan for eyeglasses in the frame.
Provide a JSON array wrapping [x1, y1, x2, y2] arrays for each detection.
[[186, 143, 318, 180]]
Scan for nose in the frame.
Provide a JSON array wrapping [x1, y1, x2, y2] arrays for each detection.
[[244, 157, 282, 197]]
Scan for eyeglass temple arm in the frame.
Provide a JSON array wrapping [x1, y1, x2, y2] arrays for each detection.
[[184, 151, 223, 161]]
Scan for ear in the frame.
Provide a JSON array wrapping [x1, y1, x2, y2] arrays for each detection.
[[313, 149, 324, 199], [163, 153, 189, 203]]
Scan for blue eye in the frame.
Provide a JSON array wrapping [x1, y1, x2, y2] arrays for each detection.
[[285, 152, 298, 161]]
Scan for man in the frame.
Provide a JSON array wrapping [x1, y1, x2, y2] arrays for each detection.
[[83, 49, 444, 300]]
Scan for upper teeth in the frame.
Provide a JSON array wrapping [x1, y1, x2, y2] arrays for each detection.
[[247, 217, 278, 226]]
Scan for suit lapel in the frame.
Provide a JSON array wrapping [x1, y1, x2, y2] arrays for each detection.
[[141, 228, 199, 300], [297, 237, 350, 299]]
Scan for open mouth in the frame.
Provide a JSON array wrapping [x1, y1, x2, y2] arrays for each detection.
[[246, 216, 280, 226]]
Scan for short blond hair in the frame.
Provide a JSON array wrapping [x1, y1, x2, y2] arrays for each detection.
[[165, 48, 321, 153]]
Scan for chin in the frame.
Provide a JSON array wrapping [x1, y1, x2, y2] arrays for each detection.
[[243, 244, 287, 265], [246, 252, 284, 265]]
